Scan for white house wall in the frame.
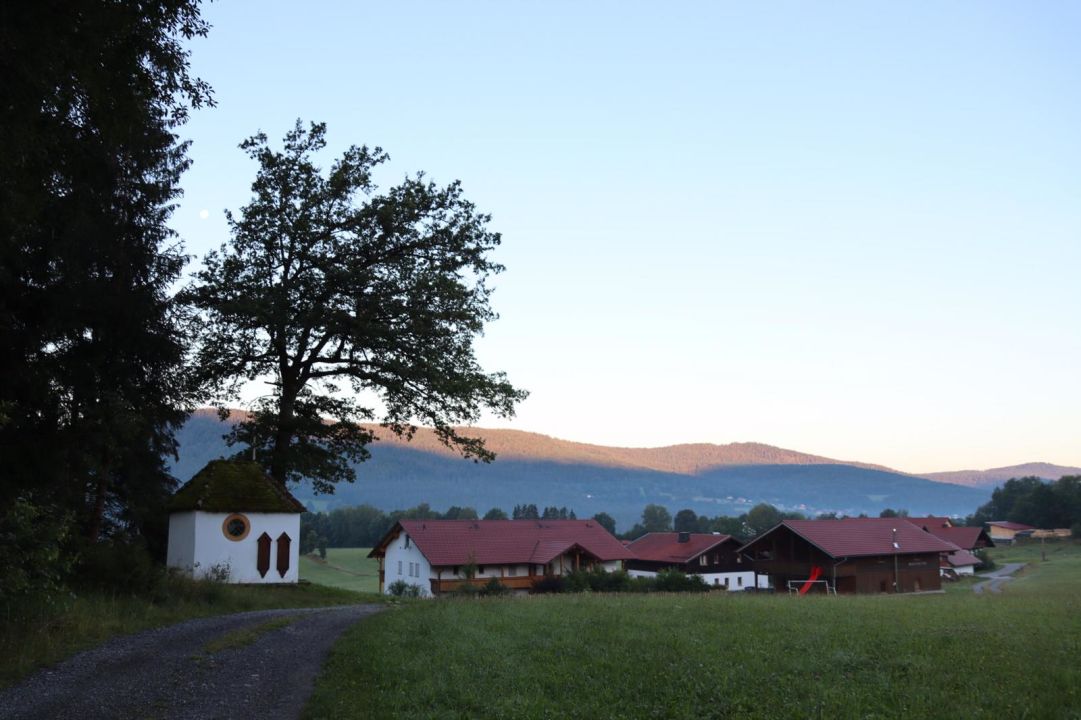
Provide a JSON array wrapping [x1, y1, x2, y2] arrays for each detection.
[[383, 531, 432, 596], [167, 512, 300, 583], [626, 568, 764, 591], [166, 512, 196, 572]]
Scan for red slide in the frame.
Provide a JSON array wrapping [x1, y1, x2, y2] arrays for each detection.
[[798, 566, 822, 595]]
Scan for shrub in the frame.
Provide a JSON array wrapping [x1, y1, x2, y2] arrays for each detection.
[[0, 495, 75, 611], [452, 582, 481, 598], [387, 580, 422, 598], [531, 574, 565, 594], [73, 539, 167, 597], [479, 577, 510, 597], [973, 548, 996, 572], [653, 569, 709, 593]]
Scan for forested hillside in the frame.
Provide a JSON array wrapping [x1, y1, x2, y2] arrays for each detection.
[[172, 411, 989, 530]]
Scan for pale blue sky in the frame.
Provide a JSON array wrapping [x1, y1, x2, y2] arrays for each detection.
[[172, 2, 1081, 473]]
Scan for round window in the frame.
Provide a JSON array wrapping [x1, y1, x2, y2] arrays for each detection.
[[222, 513, 251, 541]]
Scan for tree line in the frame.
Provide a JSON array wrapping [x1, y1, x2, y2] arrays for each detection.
[[1, 1, 524, 609], [966, 476, 1081, 534]]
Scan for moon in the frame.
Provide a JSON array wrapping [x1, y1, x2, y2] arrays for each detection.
[[199, 209, 209, 220]]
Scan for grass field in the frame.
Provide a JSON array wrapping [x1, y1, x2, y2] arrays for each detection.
[[304, 541, 1081, 719], [300, 548, 380, 594]]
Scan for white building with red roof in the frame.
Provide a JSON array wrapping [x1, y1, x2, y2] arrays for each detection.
[[985, 521, 1036, 545], [624, 532, 767, 590], [369, 519, 634, 596]]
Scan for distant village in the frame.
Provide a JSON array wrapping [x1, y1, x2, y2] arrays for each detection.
[[168, 459, 1071, 597]]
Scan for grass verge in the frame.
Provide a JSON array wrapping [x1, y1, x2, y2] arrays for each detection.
[[202, 615, 299, 654]]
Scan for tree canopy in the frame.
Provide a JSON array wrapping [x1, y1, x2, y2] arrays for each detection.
[[185, 121, 526, 490], [0, 0, 211, 546]]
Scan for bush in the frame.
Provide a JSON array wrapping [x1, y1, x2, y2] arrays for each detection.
[[653, 569, 709, 593], [387, 580, 422, 598], [973, 548, 996, 573], [452, 582, 481, 598], [73, 539, 168, 598], [479, 577, 510, 597], [531, 574, 565, 594], [0, 495, 75, 611]]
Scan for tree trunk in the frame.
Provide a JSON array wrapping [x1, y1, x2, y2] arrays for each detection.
[[269, 387, 297, 486]]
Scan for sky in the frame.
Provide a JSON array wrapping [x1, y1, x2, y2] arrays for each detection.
[[170, 1, 1081, 474]]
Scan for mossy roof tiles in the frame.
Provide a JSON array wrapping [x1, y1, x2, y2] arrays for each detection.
[[169, 460, 306, 514]]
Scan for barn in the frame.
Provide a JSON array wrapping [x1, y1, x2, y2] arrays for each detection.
[[167, 460, 305, 583], [740, 518, 960, 594]]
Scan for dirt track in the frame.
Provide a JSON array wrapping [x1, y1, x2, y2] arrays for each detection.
[[0, 604, 381, 720]]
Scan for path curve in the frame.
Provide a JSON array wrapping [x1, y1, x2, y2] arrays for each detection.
[[0, 603, 382, 720], [973, 562, 1026, 594]]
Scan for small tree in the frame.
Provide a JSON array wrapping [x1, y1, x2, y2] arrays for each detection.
[[483, 508, 508, 520], [641, 504, 672, 533], [592, 512, 617, 535]]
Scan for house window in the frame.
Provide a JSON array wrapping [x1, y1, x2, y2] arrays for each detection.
[[221, 513, 251, 542], [724, 577, 729, 588], [714, 578, 719, 585], [699, 555, 708, 566], [397, 560, 403, 575], [477, 565, 485, 576], [507, 565, 517, 577], [737, 576, 743, 587], [404, 534, 411, 548]]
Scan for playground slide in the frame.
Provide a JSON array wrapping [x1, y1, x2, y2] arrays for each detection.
[[798, 566, 822, 595]]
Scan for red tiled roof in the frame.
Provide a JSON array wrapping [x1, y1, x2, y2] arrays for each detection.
[[908, 516, 953, 529], [371, 519, 634, 566], [626, 533, 736, 563], [917, 525, 989, 551], [945, 549, 981, 568], [987, 521, 1035, 531], [744, 518, 960, 558]]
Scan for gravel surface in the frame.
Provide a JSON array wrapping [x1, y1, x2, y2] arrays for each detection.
[[0, 603, 381, 720], [973, 562, 1026, 594]]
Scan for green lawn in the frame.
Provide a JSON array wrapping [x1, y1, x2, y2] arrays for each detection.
[[300, 548, 380, 594], [305, 542, 1081, 719]]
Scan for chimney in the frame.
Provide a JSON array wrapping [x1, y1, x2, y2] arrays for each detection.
[[677, 532, 690, 543]]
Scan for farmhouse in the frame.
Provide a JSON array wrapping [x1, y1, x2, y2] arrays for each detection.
[[740, 518, 960, 594], [985, 520, 1035, 544], [625, 532, 765, 590], [167, 460, 304, 583], [369, 519, 633, 596]]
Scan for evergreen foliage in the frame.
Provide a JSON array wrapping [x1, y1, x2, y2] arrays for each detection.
[[967, 475, 1081, 529], [0, 0, 210, 576]]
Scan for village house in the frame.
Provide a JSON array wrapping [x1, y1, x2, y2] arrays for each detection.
[[624, 532, 765, 590], [985, 521, 1036, 545], [369, 519, 634, 596], [907, 516, 994, 577], [167, 460, 304, 583], [739, 517, 960, 594]]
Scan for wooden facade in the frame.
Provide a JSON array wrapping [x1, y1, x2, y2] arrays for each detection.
[[744, 524, 944, 594]]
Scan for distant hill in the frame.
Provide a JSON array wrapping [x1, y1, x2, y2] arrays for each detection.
[[169, 409, 991, 532], [922, 463, 1081, 489]]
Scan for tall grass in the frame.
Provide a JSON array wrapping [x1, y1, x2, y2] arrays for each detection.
[[305, 543, 1081, 719]]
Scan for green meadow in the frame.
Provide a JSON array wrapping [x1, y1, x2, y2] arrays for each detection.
[[304, 541, 1081, 719], [300, 548, 380, 594]]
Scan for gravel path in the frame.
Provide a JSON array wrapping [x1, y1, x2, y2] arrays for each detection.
[[0, 603, 381, 720], [973, 562, 1026, 594]]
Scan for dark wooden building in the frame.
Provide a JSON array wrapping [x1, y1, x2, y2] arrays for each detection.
[[739, 518, 960, 594]]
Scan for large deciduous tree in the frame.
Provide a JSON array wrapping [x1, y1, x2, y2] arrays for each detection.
[[186, 121, 526, 491], [0, 1, 211, 543]]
